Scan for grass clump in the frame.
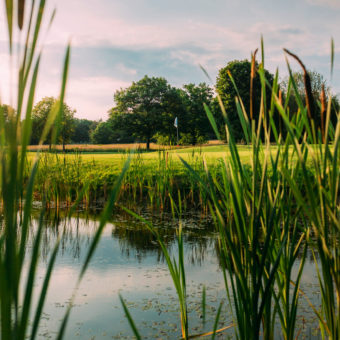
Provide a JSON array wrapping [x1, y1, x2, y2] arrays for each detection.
[[0, 1, 128, 339], [121, 41, 339, 340]]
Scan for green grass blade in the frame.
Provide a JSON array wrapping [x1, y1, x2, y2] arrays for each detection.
[[119, 295, 142, 340], [30, 239, 60, 340], [211, 302, 223, 340], [204, 103, 220, 140]]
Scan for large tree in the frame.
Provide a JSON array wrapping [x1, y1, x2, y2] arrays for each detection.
[[110, 76, 184, 149], [216, 59, 274, 142], [179, 83, 214, 144], [31, 97, 75, 149]]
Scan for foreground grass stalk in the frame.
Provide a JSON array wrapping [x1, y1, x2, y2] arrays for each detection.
[[0, 1, 129, 339], [276, 46, 340, 339]]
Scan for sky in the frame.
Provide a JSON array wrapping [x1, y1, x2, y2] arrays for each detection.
[[1, 0, 340, 120]]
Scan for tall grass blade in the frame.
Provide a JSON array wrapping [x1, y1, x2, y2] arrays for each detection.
[[119, 295, 142, 340]]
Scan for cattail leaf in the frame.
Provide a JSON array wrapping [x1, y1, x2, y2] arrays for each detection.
[[330, 38, 334, 79], [204, 103, 220, 140], [119, 295, 142, 340], [5, 0, 13, 51], [18, 0, 25, 29], [250, 48, 258, 120], [30, 239, 60, 340], [199, 64, 213, 83], [212, 302, 223, 340]]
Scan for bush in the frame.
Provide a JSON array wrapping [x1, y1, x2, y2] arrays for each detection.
[[153, 133, 176, 145]]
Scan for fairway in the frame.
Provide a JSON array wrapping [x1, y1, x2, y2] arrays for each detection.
[[27, 143, 258, 166]]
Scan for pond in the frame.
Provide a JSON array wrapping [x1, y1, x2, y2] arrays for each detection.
[[28, 210, 321, 339]]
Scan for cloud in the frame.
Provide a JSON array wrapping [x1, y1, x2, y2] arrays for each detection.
[[306, 0, 340, 9], [278, 28, 304, 35], [1, 0, 340, 120], [64, 76, 131, 120]]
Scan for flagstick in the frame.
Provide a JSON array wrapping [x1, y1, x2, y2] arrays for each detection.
[[174, 117, 179, 146]]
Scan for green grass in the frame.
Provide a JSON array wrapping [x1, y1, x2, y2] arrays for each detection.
[[120, 43, 339, 340], [25, 143, 321, 213], [0, 1, 128, 339], [1, 1, 339, 339]]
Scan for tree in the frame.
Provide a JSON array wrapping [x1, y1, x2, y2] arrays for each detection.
[[280, 70, 339, 135], [90, 121, 115, 144], [216, 59, 274, 142], [178, 83, 214, 144], [110, 76, 184, 149], [281, 70, 328, 100], [72, 118, 98, 144], [0, 104, 14, 122], [31, 97, 75, 149], [0, 104, 16, 141]]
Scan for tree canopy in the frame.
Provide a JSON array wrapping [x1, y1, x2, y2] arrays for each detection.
[[216, 59, 274, 141], [72, 118, 99, 144], [178, 83, 214, 144], [28, 62, 340, 147], [31, 97, 75, 148], [110, 76, 184, 149], [280, 70, 339, 135], [90, 121, 115, 144]]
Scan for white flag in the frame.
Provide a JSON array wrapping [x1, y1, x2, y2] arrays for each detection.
[[174, 117, 178, 128]]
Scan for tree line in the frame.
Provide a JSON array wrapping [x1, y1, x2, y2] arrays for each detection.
[[2, 59, 337, 149]]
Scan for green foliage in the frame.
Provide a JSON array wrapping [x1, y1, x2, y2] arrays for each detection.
[[72, 118, 98, 143], [108, 79, 213, 147], [31, 97, 75, 148], [109, 113, 136, 143], [0, 1, 128, 339], [0, 104, 15, 122], [178, 83, 214, 144], [179, 132, 207, 145], [216, 59, 274, 141], [281, 70, 328, 98], [90, 121, 115, 144], [116, 47, 339, 340], [110, 75, 184, 149], [153, 132, 176, 145], [281, 70, 339, 132], [0, 104, 16, 139]]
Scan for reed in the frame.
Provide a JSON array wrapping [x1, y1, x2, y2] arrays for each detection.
[[281, 44, 340, 339], [1, 1, 338, 338], [121, 41, 339, 339], [0, 1, 128, 339]]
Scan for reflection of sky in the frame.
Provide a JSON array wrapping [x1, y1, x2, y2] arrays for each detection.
[[27, 216, 322, 339], [1, 0, 340, 119]]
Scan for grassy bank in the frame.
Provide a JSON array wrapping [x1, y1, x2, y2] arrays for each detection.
[[26, 144, 321, 212], [27, 145, 302, 211]]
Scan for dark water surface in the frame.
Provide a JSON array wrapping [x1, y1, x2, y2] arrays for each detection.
[[28, 211, 321, 339]]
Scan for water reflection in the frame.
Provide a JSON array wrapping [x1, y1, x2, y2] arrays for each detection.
[[33, 209, 217, 266], [26, 209, 321, 339]]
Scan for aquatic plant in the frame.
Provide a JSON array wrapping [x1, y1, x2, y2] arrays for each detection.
[[121, 40, 339, 339], [0, 1, 129, 339]]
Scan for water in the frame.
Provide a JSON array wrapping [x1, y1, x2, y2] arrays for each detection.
[[27, 211, 321, 339]]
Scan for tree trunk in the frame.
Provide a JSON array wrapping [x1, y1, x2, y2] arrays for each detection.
[[146, 137, 150, 150]]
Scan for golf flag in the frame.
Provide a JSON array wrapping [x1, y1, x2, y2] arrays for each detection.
[[174, 117, 178, 128]]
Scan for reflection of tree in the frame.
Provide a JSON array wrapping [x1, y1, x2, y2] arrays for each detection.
[[29, 209, 219, 266], [30, 210, 94, 261], [112, 223, 166, 262], [112, 215, 217, 265]]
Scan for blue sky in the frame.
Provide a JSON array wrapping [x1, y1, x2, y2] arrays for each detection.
[[1, 0, 340, 120]]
